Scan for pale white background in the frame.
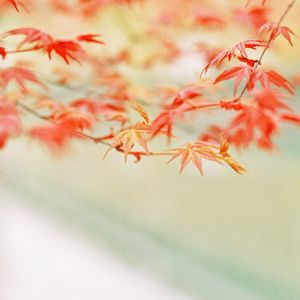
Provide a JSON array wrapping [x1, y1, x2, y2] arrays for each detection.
[[0, 190, 194, 300]]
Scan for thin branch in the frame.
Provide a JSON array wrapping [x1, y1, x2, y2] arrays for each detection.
[[6, 46, 43, 55], [17, 101, 158, 159], [17, 101, 49, 120], [17, 101, 113, 146], [237, 0, 297, 100], [183, 103, 221, 113]]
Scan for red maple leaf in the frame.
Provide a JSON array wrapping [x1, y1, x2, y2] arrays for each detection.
[[164, 85, 203, 109], [220, 98, 243, 111], [281, 113, 300, 126], [30, 124, 71, 151], [7, 0, 27, 12], [214, 66, 294, 96], [0, 100, 21, 148], [232, 39, 267, 57], [70, 98, 125, 115], [53, 111, 94, 132], [4, 28, 103, 64], [201, 39, 266, 76], [30, 110, 93, 151], [150, 109, 183, 142], [214, 66, 252, 96], [200, 125, 224, 143], [252, 89, 292, 112], [194, 10, 225, 27], [234, 6, 269, 30], [70, 98, 127, 125], [226, 105, 279, 150], [256, 70, 294, 95], [4, 28, 53, 49], [47, 40, 86, 64], [8, 0, 19, 11], [0, 67, 46, 94], [259, 23, 297, 46], [201, 49, 233, 76], [77, 34, 105, 44], [0, 47, 6, 59]]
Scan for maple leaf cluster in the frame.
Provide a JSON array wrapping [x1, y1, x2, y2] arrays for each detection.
[[0, 0, 299, 176]]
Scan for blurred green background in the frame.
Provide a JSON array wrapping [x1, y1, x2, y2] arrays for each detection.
[[1, 122, 299, 299]]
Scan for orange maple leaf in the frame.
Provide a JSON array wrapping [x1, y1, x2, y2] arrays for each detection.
[[127, 100, 150, 124], [104, 122, 151, 162], [166, 142, 220, 175], [166, 141, 246, 175]]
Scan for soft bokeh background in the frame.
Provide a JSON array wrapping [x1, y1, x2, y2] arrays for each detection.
[[0, 0, 300, 299]]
